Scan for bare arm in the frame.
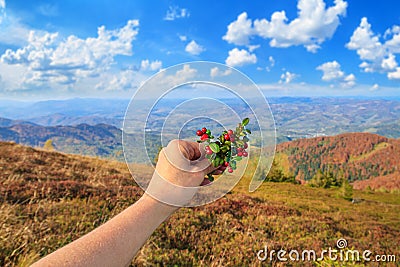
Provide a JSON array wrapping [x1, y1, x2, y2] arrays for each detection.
[[32, 140, 216, 267]]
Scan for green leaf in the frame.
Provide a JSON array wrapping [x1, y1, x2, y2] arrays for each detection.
[[242, 118, 249, 126], [209, 143, 220, 153], [243, 136, 249, 142], [231, 147, 237, 155], [245, 129, 251, 134], [235, 156, 242, 161], [213, 160, 219, 167], [230, 160, 236, 168]]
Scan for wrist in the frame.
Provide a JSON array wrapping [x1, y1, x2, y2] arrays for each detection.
[[140, 192, 179, 215], [145, 169, 200, 207]]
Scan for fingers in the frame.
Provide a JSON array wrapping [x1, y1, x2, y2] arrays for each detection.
[[167, 140, 202, 161], [200, 178, 211, 186]]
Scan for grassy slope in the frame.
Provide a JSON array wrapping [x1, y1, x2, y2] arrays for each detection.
[[0, 142, 399, 266]]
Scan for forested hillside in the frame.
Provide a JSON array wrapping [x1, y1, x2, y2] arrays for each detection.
[[276, 133, 400, 190]]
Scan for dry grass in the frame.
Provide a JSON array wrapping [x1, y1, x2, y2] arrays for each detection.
[[0, 141, 399, 266]]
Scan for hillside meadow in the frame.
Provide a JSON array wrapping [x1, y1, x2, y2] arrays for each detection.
[[0, 142, 399, 266]]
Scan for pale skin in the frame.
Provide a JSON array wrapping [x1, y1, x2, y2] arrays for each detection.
[[32, 140, 221, 267]]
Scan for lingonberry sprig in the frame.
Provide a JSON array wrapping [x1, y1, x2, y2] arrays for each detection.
[[196, 118, 251, 182]]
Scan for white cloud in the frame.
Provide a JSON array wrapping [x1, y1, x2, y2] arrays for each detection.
[[381, 54, 398, 70], [164, 6, 189, 21], [0, 0, 5, 23], [210, 67, 232, 78], [223, 12, 253, 46], [140, 59, 162, 71], [370, 84, 379, 91], [0, 0, 32, 45], [225, 48, 257, 67], [343, 74, 356, 87], [267, 56, 275, 71], [223, 0, 347, 52], [150, 64, 197, 90], [317, 61, 344, 81], [247, 44, 260, 52], [279, 71, 298, 84], [316, 60, 355, 87], [258, 56, 276, 72], [0, 62, 27, 91], [346, 17, 400, 79], [95, 69, 145, 92], [179, 35, 187, 42], [185, 40, 205, 55], [387, 68, 400, 80], [37, 3, 58, 17], [1, 20, 139, 88], [268, 56, 275, 67], [346, 18, 384, 61]]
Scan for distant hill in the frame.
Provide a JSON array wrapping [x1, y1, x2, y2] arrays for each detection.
[[0, 122, 124, 160], [27, 113, 123, 128], [0, 117, 37, 127], [277, 132, 400, 190]]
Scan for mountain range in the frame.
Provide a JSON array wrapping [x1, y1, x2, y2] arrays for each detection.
[[1, 97, 399, 140]]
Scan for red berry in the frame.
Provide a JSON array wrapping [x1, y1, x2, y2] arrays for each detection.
[[205, 146, 213, 155], [242, 151, 248, 157], [224, 134, 230, 141], [237, 147, 243, 152], [224, 161, 229, 167], [202, 127, 207, 133], [237, 151, 243, 157], [230, 135, 235, 142], [227, 129, 234, 135], [243, 142, 248, 149], [200, 134, 209, 140], [228, 168, 233, 173], [196, 130, 203, 136]]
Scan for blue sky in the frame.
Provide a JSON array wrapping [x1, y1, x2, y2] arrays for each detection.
[[0, 0, 400, 99]]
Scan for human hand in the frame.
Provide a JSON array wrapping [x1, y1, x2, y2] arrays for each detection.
[[146, 139, 219, 206]]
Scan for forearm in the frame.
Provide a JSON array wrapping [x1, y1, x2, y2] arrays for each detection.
[[32, 194, 177, 267]]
